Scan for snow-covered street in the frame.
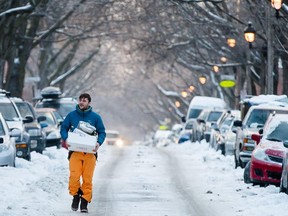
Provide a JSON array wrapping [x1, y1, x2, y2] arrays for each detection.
[[1, 139, 288, 216]]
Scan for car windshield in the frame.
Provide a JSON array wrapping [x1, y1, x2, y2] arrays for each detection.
[[188, 109, 202, 119], [106, 133, 119, 138], [36, 101, 75, 118], [0, 103, 19, 121], [37, 112, 56, 126], [265, 122, 288, 142], [246, 109, 288, 128], [207, 111, 223, 122], [185, 122, 193, 129], [15, 102, 34, 118]]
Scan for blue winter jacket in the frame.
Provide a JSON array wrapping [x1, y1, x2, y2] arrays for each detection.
[[60, 105, 106, 145]]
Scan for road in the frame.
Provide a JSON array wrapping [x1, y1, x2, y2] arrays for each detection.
[[90, 144, 215, 216]]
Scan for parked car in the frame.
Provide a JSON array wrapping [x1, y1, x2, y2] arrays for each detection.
[[204, 109, 228, 143], [35, 108, 62, 149], [233, 105, 288, 168], [0, 90, 32, 160], [214, 110, 240, 156], [184, 96, 229, 142], [244, 113, 288, 186], [34, 86, 77, 119], [11, 97, 46, 154], [280, 141, 288, 193], [208, 109, 234, 149], [0, 113, 21, 167], [177, 119, 194, 143], [195, 109, 211, 142]]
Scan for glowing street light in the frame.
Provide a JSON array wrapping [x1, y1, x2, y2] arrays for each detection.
[[188, 85, 195, 92], [227, 38, 236, 47], [244, 21, 256, 49], [175, 101, 181, 108], [271, 0, 282, 10], [199, 75, 207, 85], [181, 90, 188, 98], [213, 65, 219, 73]]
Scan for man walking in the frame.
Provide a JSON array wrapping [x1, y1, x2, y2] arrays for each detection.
[[60, 93, 106, 213]]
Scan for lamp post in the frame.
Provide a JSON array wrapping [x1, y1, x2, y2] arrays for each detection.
[[244, 22, 256, 49], [266, 3, 274, 94], [244, 22, 256, 95]]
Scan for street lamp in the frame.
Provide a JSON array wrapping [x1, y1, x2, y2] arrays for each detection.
[[199, 75, 207, 85], [271, 0, 282, 18], [175, 101, 181, 108], [227, 38, 236, 48], [243, 22, 256, 95], [188, 85, 195, 92], [181, 90, 188, 98], [213, 65, 219, 73], [244, 22, 256, 49], [271, 0, 282, 10]]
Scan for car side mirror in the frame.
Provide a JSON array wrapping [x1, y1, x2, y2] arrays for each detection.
[[197, 119, 205, 124], [233, 120, 242, 127], [23, 115, 34, 123], [181, 116, 186, 123], [283, 140, 288, 148], [258, 128, 263, 135], [0, 137, 3, 144], [37, 116, 47, 122], [251, 134, 261, 145]]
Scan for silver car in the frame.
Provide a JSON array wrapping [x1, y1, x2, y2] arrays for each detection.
[[0, 113, 21, 167]]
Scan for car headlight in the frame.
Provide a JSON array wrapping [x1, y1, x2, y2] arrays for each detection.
[[116, 138, 124, 147], [28, 129, 41, 136], [252, 148, 269, 161]]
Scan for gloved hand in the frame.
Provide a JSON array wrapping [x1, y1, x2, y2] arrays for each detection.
[[61, 140, 68, 149]]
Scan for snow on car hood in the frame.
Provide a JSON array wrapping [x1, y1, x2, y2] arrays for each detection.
[[6, 120, 24, 131]]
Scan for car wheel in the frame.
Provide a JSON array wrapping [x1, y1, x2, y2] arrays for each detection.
[[25, 153, 31, 161], [37, 150, 43, 154], [280, 166, 287, 193], [234, 150, 239, 169], [239, 159, 246, 169], [244, 161, 252, 184], [280, 180, 286, 193]]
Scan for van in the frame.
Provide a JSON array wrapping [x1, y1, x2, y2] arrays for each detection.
[[185, 96, 228, 142]]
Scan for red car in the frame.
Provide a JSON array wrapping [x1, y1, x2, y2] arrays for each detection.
[[244, 113, 288, 186]]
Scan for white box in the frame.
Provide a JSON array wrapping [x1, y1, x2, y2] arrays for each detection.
[[67, 131, 97, 153]]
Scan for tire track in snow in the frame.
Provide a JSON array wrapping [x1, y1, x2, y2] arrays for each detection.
[[92, 147, 124, 216], [156, 147, 215, 216]]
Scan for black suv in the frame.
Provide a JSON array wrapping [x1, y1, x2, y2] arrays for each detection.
[[34, 86, 77, 119], [0, 90, 33, 160], [12, 97, 47, 154]]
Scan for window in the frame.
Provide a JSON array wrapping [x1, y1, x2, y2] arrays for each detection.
[[0, 103, 19, 121]]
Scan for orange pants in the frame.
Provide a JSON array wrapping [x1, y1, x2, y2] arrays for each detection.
[[69, 152, 96, 202]]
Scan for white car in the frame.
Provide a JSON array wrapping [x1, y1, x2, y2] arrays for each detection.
[[0, 113, 21, 167], [104, 130, 124, 147]]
